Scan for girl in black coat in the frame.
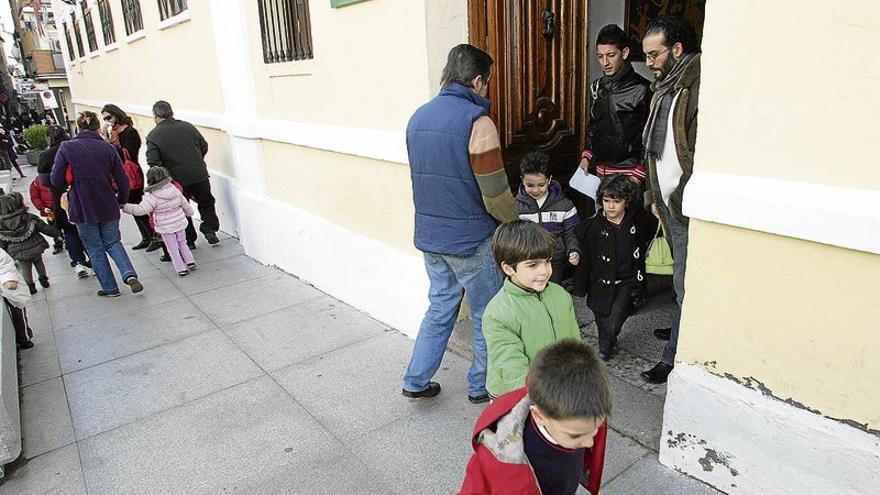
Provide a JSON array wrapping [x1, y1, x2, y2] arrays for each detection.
[[0, 195, 61, 294], [573, 175, 658, 360]]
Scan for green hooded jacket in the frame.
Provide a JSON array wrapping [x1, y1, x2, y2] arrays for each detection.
[[484, 278, 581, 397]]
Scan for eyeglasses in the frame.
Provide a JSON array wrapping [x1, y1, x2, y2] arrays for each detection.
[[644, 48, 669, 62]]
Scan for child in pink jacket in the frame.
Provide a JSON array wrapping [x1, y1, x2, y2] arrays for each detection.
[[123, 167, 196, 276]]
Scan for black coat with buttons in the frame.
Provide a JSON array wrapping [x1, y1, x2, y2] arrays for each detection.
[[572, 207, 657, 316]]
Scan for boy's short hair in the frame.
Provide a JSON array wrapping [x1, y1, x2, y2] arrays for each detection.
[[519, 151, 552, 178], [492, 220, 557, 269], [528, 339, 612, 421], [597, 174, 638, 206]]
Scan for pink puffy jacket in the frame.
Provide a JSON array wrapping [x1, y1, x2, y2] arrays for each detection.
[[122, 182, 194, 234]]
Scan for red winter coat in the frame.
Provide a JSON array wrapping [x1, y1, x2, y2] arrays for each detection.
[[458, 387, 607, 495], [29, 178, 54, 216]]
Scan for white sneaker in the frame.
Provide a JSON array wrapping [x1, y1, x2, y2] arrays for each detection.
[[74, 264, 88, 279]]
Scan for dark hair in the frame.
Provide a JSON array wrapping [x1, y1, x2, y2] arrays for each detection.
[[46, 126, 69, 147], [77, 111, 100, 131], [101, 104, 134, 126], [146, 166, 171, 186], [528, 339, 612, 421], [440, 44, 493, 89], [597, 174, 638, 206], [645, 15, 699, 54], [519, 151, 551, 178], [0, 196, 18, 215], [152, 100, 174, 119], [492, 220, 557, 269], [595, 24, 629, 51]]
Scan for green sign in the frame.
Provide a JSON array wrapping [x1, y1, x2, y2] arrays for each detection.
[[331, 0, 370, 8]]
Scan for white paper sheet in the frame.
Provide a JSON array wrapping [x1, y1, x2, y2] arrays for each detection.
[[569, 168, 602, 200]]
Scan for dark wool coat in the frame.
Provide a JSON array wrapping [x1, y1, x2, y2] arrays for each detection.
[[0, 210, 60, 261], [51, 130, 129, 225], [572, 207, 657, 316], [145, 118, 210, 187]]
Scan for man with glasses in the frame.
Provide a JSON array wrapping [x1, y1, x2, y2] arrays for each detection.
[[579, 24, 652, 187], [639, 15, 702, 384]]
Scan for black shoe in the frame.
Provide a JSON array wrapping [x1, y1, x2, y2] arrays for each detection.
[[159, 254, 171, 263], [145, 240, 163, 253], [204, 231, 220, 245], [27, 283, 37, 295], [97, 290, 120, 298], [178, 270, 189, 277], [187, 263, 197, 271], [38, 276, 50, 288], [402, 382, 441, 399], [187, 242, 197, 250], [52, 244, 64, 255], [641, 362, 674, 384], [653, 328, 672, 341], [598, 349, 611, 362], [468, 393, 490, 404], [124, 276, 144, 294], [132, 240, 150, 250], [17, 340, 34, 349]]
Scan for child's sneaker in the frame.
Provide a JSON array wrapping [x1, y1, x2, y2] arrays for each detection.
[[27, 283, 37, 295], [186, 263, 197, 271], [74, 264, 89, 279], [38, 276, 50, 288], [177, 270, 189, 277]]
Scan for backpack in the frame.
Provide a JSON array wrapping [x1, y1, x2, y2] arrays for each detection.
[[121, 149, 144, 190]]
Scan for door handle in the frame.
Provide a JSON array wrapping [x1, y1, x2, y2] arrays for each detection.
[[541, 10, 555, 39]]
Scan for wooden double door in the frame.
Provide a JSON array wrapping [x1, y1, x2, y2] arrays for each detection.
[[468, 0, 590, 194]]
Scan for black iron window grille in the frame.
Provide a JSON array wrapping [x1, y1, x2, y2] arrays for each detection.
[[121, 0, 143, 35], [97, 0, 115, 45], [82, 2, 99, 52], [72, 14, 85, 58], [157, 0, 187, 21], [258, 0, 314, 63], [63, 23, 76, 60]]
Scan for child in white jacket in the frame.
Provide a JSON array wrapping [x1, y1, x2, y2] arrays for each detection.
[[123, 167, 196, 276], [0, 247, 34, 348]]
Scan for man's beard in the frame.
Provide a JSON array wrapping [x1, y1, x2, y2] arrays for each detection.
[[657, 54, 677, 81]]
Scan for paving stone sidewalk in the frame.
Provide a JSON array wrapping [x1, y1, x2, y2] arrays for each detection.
[[0, 164, 724, 494]]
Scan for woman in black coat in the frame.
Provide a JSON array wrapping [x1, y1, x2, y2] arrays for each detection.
[[101, 104, 155, 250]]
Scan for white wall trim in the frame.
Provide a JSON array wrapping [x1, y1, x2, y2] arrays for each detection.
[[102, 42, 119, 53], [661, 363, 880, 494], [683, 171, 880, 254], [71, 98, 409, 165], [157, 9, 192, 31], [124, 31, 147, 45]]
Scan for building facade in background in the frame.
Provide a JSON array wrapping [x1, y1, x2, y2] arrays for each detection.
[[52, 1, 880, 493]]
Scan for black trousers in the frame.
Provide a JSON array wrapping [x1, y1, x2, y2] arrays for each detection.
[[595, 278, 638, 353], [182, 179, 220, 237], [127, 188, 154, 244], [4, 298, 32, 345]]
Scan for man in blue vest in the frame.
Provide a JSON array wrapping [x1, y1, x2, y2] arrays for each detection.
[[402, 44, 517, 404]]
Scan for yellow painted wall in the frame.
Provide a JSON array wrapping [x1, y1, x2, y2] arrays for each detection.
[[261, 140, 415, 254], [76, 104, 233, 178], [66, 1, 223, 114], [697, 0, 880, 190], [680, 220, 880, 430], [243, 0, 434, 130]]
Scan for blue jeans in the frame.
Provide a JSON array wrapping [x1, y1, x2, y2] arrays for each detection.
[[661, 210, 689, 365], [76, 220, 137, 294], [403, 238, 502, 396]]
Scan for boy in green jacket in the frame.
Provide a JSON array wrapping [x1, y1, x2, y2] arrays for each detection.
[[484, 220, 582, 398]]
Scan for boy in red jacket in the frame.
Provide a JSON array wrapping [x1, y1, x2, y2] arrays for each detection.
[[28, 178, 63, 254], [458, 339, 610, 495]]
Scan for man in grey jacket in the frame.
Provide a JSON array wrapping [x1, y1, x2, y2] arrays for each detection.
[[145, 101, 220, 245]]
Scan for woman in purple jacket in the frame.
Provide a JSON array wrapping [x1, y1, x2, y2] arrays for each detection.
[[51, 112, 144, 297]]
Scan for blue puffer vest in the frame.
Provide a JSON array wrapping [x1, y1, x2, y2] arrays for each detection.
[[407, 83, 499, 256]]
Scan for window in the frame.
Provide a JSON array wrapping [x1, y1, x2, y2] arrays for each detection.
[[157, 0, 187, 21], [82, 2, 99, 52], [97, 0, 115, 45], [257, 0, 313, 63], [121, 0, 143, 35], [72, 13, 85, 58], [63, 22, 75, 60]]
